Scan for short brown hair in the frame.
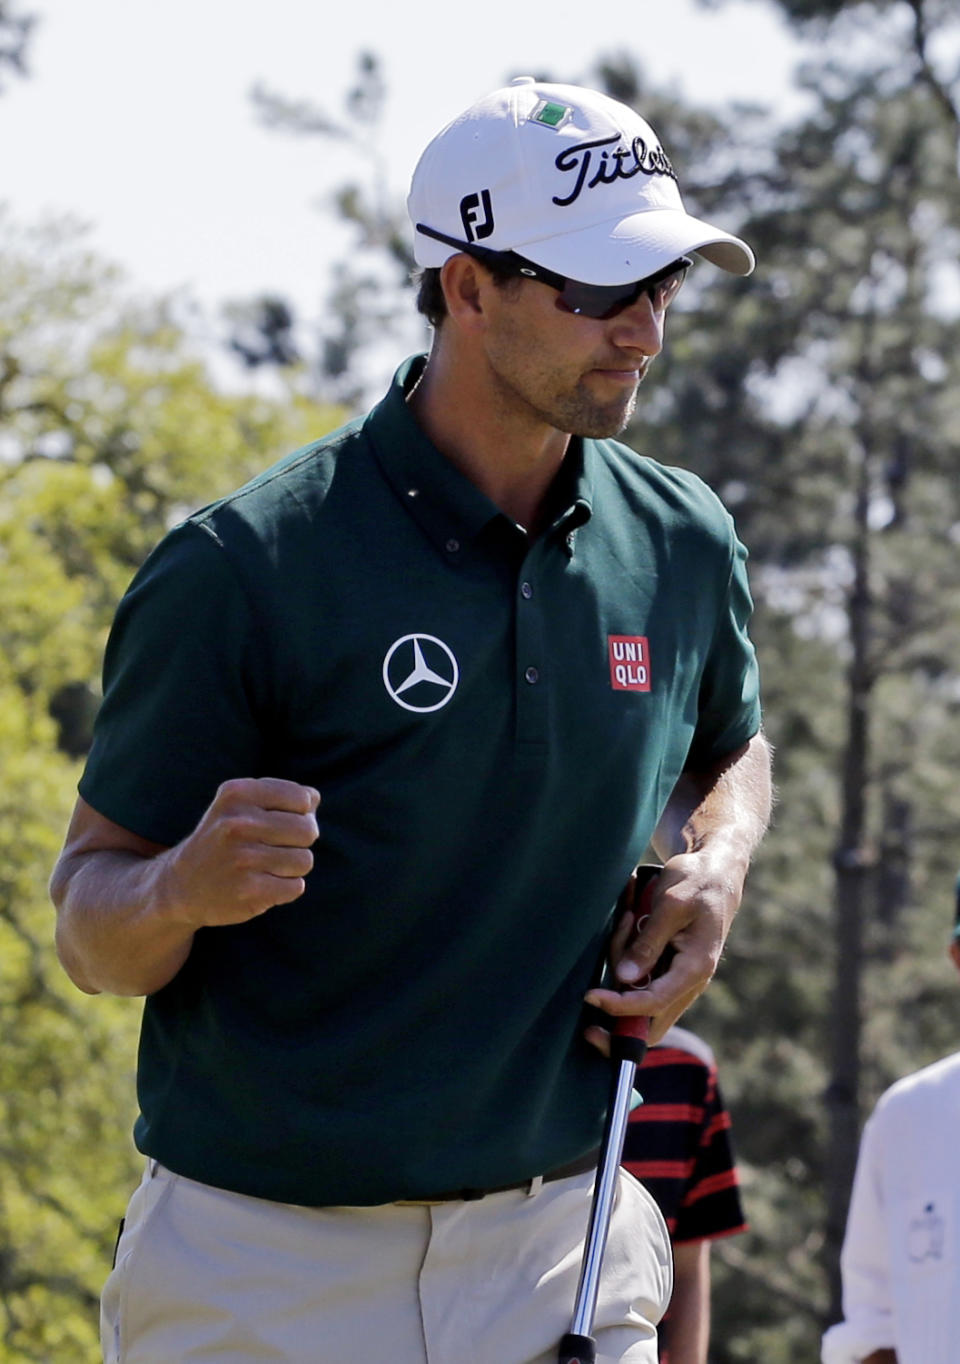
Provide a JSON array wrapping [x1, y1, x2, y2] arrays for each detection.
[[414, 268, 447, 328], [414, 258, 524, 329]]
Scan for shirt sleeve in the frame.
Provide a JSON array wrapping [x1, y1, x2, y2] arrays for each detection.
[[686, 522, 762, 768], [79, 520, 271, 846], [821, 1112, 897, 1363], [672, 1067, 748, 1245]]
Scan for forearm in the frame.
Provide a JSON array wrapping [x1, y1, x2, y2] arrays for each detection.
[[51, 780, 319, 997], [862, 1352, 897, 1363], [664, 1240, 711, 1364], [651, 731, 773, 877], [51, 847, 194, 998]]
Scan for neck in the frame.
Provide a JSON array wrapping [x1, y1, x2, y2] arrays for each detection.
[[407, 345, 570, 533]]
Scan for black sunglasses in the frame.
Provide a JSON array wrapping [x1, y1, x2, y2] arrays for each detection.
[[416, 223, 692, 321]]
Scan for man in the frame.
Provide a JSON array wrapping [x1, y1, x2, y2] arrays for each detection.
[[50, 78, 772, 1364], [821, 881, 960, 1364], [625, 1028, 748, 1364]]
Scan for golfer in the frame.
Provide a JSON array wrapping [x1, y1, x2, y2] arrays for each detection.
[[50, 78, 772, 1364]]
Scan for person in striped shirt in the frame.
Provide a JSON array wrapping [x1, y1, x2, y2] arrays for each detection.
[[623, 1026, 747, 1363]]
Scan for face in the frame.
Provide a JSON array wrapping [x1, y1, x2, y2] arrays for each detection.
[[480, 273, 669, 439]]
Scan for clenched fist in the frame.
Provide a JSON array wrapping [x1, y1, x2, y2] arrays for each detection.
[[162, 777, 321, 929]]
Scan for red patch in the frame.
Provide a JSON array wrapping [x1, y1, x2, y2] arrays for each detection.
[[608, 635, 651, 691]]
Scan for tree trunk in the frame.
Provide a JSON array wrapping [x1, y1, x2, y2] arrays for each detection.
[[824, 443, 875, 1322]]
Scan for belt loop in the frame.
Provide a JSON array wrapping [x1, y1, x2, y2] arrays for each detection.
[[526, 1175, 543, 1198]]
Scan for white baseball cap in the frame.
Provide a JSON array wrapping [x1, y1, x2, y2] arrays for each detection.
[[408, 77, 755, 286]]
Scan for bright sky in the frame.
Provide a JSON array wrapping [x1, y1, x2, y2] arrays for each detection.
[[0, 0, 809, 324]]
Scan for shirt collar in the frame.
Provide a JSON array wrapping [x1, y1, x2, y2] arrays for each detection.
[[365, 356, 595, 553]]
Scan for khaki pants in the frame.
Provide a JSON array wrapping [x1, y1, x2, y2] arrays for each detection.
[[102, 1160, 672, 1363]]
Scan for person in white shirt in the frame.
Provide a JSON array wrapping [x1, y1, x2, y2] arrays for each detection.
[[821, 886, 960, 1364]]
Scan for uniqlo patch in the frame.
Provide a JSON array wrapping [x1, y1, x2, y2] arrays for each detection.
[[608, 635, 651, 691]]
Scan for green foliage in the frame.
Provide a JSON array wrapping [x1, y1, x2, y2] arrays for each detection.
[[0, 738, 139, 1360], [0, 218, 345, 1358]]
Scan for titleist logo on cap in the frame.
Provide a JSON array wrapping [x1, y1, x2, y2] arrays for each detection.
[[551, 133, 677, 208]]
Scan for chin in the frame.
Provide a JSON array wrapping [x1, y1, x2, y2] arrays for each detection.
[[560, 380, 639, 439], [577, 419, 633, 439], [571, 400, 637, 439]]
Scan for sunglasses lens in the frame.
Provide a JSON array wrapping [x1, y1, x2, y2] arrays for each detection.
[[555, 281, 642, 320], [554, 261, 691, 320]]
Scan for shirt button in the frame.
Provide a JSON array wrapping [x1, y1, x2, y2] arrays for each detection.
[[524, 666, 539, 684], [520, 581, 534, 599], [445, 538, 460, 553]]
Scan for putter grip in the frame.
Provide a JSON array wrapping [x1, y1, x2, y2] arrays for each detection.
[[610, 867, 660, 1061], [558, 1333, 596, 1364]]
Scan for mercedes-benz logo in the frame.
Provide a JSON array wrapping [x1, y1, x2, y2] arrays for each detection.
[[382, 634, 460, 713]]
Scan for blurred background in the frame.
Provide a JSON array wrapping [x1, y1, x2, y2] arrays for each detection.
[[1, 0, 958, 1358]]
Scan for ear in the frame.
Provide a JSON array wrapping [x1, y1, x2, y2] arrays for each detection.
[[440, 254, 493, 332], [949, 939, 960, 975]]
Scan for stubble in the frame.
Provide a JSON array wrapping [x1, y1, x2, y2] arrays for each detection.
[[484, 310, 646, 439]]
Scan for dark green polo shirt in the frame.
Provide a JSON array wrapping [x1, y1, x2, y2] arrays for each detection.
[[79, 356, 761, 1207]]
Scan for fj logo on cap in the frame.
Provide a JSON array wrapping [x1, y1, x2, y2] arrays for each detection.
[[608, 636, 651, 692], [532, 99, 572, 130], [460, 189, 494, 243]]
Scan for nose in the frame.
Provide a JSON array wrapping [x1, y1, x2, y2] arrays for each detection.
[[608, 292, 664, 356]]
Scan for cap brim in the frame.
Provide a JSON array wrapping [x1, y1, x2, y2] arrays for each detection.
[[517, 208, 755, 284]]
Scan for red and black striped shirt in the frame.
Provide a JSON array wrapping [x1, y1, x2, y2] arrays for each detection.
[[622, 1025, 746, 1245]]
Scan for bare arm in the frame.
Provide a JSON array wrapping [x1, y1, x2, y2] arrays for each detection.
[[586, 731, 773, 1045], [50, 779, 320, 997], [661, 1240, 711, 1364]]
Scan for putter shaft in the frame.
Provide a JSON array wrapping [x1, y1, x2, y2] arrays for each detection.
[[568, 1057, 637, 1338], [558, 865, 662, 1364]]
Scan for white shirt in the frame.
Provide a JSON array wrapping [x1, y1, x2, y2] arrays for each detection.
[[821, 1051, 960, 1364]]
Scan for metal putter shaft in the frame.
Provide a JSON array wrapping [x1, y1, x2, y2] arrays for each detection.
[[558, 866, 661, 1364]]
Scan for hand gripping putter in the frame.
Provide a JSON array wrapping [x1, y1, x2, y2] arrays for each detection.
[[557, 865, 662, 1364]]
